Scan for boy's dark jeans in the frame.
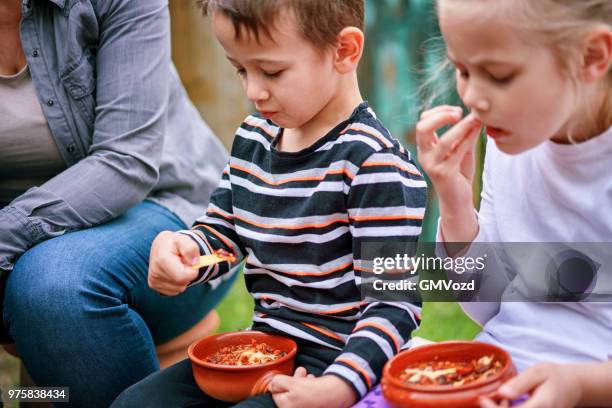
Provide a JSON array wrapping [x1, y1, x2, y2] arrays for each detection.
[[112, 341, 341, 408]]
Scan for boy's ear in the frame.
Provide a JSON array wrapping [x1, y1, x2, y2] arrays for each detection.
[[579, 27, 612, 83], [333, 27, 364, 74]]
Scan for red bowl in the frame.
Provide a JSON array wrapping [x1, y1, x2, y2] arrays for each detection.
[[381, 341, 517, 408], [188, 331, 297, 402]]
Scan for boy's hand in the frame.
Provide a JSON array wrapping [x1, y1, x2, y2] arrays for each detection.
[[269, 370, 356, 408], [479, 363, 581, 408], [148, 231, 200, 296]]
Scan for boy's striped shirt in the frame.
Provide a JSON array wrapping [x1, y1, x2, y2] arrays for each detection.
[[181, 102, 427, 398]]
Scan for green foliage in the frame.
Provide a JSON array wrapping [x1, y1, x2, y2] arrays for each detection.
[[215, 271, 254, 333], [414, 302, 481, 341]]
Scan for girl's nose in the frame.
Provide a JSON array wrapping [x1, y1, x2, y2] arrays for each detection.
[[462, 83, 491, 114]]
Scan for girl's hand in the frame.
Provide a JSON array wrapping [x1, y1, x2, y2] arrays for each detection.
[[416, 106, 481, 211], [479, 363, 582, 408], [148, 231, 200, 296], [416, 106, 482, 246]]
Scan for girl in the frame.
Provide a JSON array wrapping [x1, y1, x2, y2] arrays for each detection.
[[416, 1, 612, 407]]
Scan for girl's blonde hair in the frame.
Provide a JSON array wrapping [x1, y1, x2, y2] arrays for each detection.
[[425, 0, 612, 135], [504, 0, 612, 132]]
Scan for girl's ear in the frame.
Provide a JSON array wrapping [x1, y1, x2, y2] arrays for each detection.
[[333, 27, 365, 74], [580, 27, 612, 83]]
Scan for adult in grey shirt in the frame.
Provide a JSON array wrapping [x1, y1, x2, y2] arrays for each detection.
[[0, 0, 235, 405]]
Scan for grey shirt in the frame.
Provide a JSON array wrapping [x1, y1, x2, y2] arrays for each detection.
[[0, 0, 229, 274], [0, 66, 66, 203]]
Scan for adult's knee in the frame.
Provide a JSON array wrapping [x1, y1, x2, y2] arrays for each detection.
[[3, 236, 120, 335], [4, 244, 74, 331]]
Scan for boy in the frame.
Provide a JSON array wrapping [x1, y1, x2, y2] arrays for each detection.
[[113, 1, 427, 407]]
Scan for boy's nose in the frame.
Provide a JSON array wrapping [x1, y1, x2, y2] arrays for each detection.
[[245, 78, 270, 102]]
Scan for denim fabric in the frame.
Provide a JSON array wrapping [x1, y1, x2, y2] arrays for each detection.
[[0, 0, 229, 274], [2, 201, 239, 407]]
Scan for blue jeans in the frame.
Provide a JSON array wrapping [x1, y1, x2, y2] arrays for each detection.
[[2, 201, 238, 407]]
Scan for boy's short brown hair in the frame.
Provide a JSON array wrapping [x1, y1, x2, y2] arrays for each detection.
[[196, 0, 365, 48]]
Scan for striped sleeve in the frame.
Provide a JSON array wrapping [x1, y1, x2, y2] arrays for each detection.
[[178, 164, 246, 285], [323, 148, 427, 397]]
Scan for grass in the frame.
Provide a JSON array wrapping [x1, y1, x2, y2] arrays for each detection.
[[215, 271, 482, 341]]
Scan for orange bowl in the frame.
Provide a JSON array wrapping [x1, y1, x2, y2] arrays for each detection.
[[381, 341, 517, 408], [187, 331, 297, 402]]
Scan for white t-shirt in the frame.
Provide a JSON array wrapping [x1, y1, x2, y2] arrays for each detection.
[[440, 126, 612, 372]]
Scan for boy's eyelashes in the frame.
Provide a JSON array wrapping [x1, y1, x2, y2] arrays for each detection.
[[263, 70, 283, 79], [234, 67, 284, 79]]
